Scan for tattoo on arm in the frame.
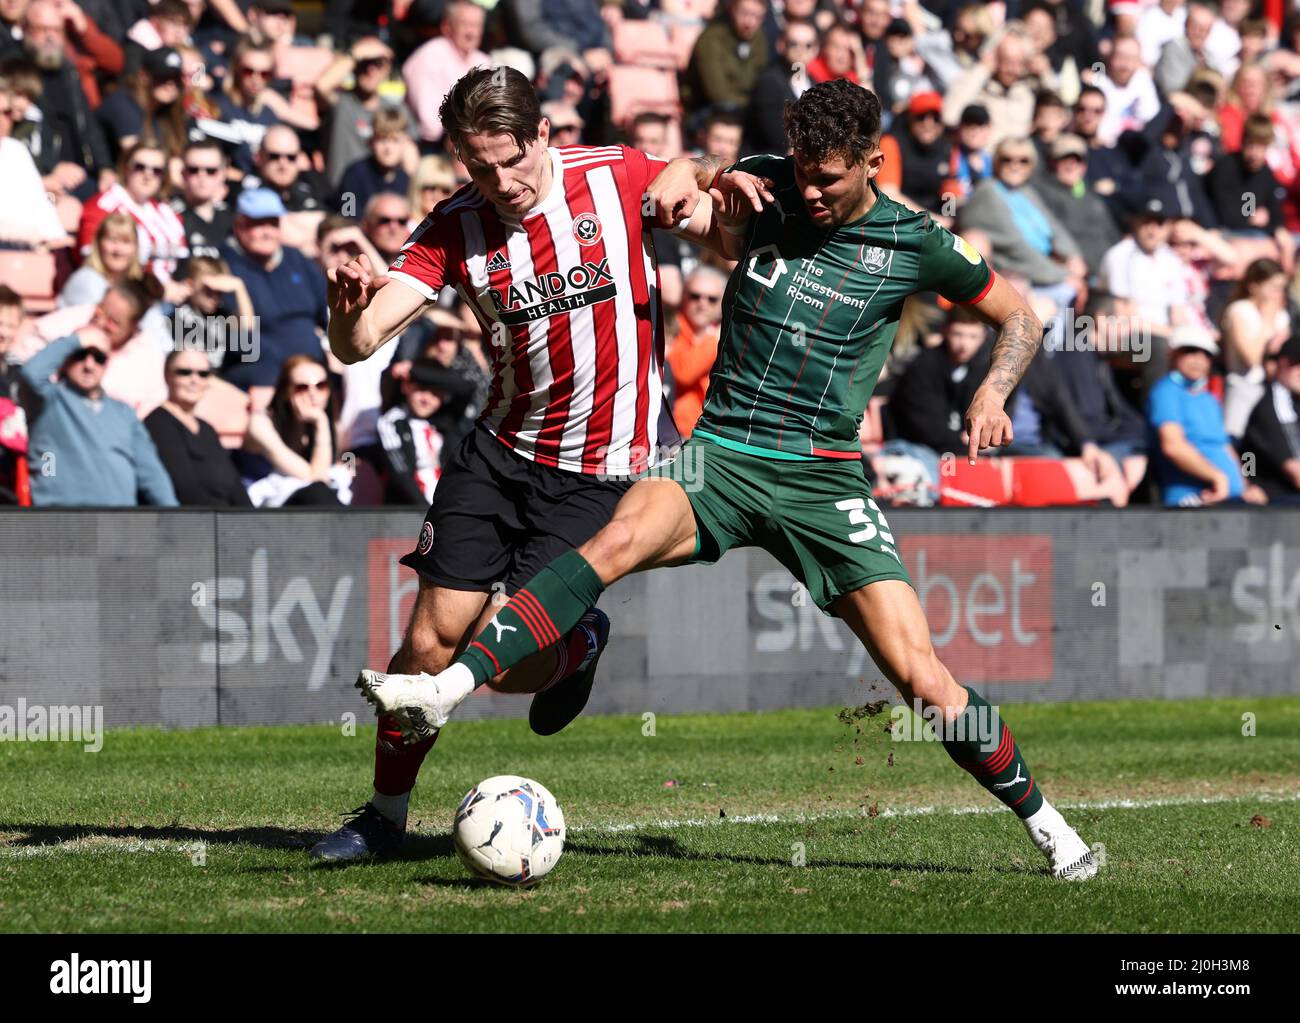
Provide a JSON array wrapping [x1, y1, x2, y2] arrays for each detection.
[[689, 154, 726, 189], [982, 309, 1042, 399]]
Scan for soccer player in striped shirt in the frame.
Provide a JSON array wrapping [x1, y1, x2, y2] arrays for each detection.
[[311, 66, 709, 861], [360, 80, 1099, 880]]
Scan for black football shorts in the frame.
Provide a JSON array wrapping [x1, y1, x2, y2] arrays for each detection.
[[399, 423, 633, 594]]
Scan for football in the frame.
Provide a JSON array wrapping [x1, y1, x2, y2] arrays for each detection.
[[452, 775, 566, 887]]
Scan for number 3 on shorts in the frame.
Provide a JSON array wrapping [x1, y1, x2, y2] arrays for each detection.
[[835, 497, 895, 546]]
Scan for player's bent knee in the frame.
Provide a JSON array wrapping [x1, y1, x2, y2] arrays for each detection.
[[392, 624, 457, 676]]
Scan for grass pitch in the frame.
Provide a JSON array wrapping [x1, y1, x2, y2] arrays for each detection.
[[1, 696, 1297, 933]]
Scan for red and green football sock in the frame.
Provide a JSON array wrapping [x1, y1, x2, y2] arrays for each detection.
[[940, 686, 1044, 819], [459, 549, 606, 686]]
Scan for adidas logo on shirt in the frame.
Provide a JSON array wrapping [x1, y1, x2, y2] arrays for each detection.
[[485, 250, 511, 272]]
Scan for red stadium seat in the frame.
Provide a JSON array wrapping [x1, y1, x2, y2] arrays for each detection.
[[276, 46, 335, 86], [0, 250, 57, 314], [1009, 458, 1088, 507], [195, 376, 252, 450], [667, 22, 704, 70], [614, 20, 677, 69], [938, 457, 1011, 506], [608, 66, 680, 128], [15, 452, 30, 507]]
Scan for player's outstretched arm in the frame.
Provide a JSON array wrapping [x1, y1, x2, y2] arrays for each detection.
[[962, 273, 1044, 463], [327, 254, 427, 364], [668, 172, 774, 260]]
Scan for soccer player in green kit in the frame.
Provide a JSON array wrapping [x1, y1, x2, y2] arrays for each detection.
[[359, 80, 1098, 880]]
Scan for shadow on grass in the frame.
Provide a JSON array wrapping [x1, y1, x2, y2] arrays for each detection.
[[0, 821, 313, 851]]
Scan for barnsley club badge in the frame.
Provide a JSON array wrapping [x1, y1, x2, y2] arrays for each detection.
[[861, 246, 888, 273]]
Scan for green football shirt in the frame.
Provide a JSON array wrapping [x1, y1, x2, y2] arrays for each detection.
[[692, 153, 993, 460]]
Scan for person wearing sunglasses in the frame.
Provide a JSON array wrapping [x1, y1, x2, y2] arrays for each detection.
[[887, 91, 951, 217], [95, 45, 190, 168], [173, 140, 234, 260], [746, 19, 816, 154], [76, 141, 189, 298], [958, 135, 1086, 318], [18, 326, 178, 507], [401, 0, 488, 150], [317, 35, 395, 191], [667, 266, 726, 439], [243, 354, 349, 506], [144, 347, 253, 506], [360, 192, 415, 267], [214, 38, 305, 173]]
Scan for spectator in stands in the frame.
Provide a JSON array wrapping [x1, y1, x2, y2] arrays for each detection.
[[1220, 257, 1290, 441], [1241, 335, 1300, 505], [745, 17, 815, 155], [170, 255, 255, 370], [409, 154, 457, 217], [1206, 113, 1294, 273], [886, 90, 950, 216], [686, 0, 769, 108], [880, 16, 939, 117], [1021, 5, 1073, 92], [1147, 325, 1267, 506], [1092, 36, 1161, 147], [1035, 0, 1101, 80], [944, 28, 1043, 148], [858, 0, 895, 97], [913, 2, 988, 90], [121, 0, 192, 77], [0, 285, 24, 401], [318, 35, 394, 190], [541, 100, 584, 149], [95, 46, 189, 167], [403, 0, 488, 151], [630, 111, 671, 156], [145, 347, 253, 506], [361, 191, 416, 266], [1218, 63, 1295, 156], [806, 19, 868, 87], [0, 70, 68, 247], [958, 136, 1085, 315], [246, 0, 310, 55], [242, 353, 350, 506], [1137, 110, 1220, 227], [1155, 2, 1223, 95], [1137, 0, 1187, 70], [19, 327, 178, 507], [885, 305, 988, 490], [1037, 133, 1122, 277], [1029, 89, 1069, 174], [371, 354, 453, 505], [21, 0, 111, 184], [668, 266, 725, 439], [700, 108, 743, 164], [219, 188, 328, 400], [944, 102, 993, 203], [60, 212, 164, 323], [77, 142, 189, 297], [507, 0, 613, 81], [211, 38, 297, 173], [249, 124, 327, 213], [1099, 188, 1192, 382], [317, 213, 384, 278], [23, 276, 168, 416], [334, 106, 414, 217], [1070, 84, 1139, 203], [171, 139, 234, 260]]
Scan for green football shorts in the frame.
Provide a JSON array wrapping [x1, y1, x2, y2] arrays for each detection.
[[661, 435, 914, 614]]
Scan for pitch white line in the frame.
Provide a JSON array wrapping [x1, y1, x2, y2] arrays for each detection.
[[570, 791, 1300, 835]]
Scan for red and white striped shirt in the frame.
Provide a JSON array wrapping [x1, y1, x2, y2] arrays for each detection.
[[76, 183, 188, 283], [387, 144, 678, 475]]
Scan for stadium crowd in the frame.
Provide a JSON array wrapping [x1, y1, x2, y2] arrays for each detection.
[[2, 0, 1300, 508]]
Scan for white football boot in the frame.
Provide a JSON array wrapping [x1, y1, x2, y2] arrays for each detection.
[[1023, 803, 1099, 881], [355, 669, 463, 742]]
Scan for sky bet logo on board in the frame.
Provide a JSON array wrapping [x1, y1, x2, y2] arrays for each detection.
[[486, 259, 616, 325]]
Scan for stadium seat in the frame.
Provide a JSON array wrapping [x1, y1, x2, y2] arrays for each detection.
[[1009, 458, 1087, 507], [15, 452, 30, 506], [276, 45, 335, 86], [938, 457, 1011, 506], [613, 20, 677, 69], [667, 22, 704, 70], [195, 376, 252, 450], [608, 66, 680, 128], [0, 250, 57, 313]]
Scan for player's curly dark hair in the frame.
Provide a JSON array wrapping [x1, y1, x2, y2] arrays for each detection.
[[784, 80, 883, 167]]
